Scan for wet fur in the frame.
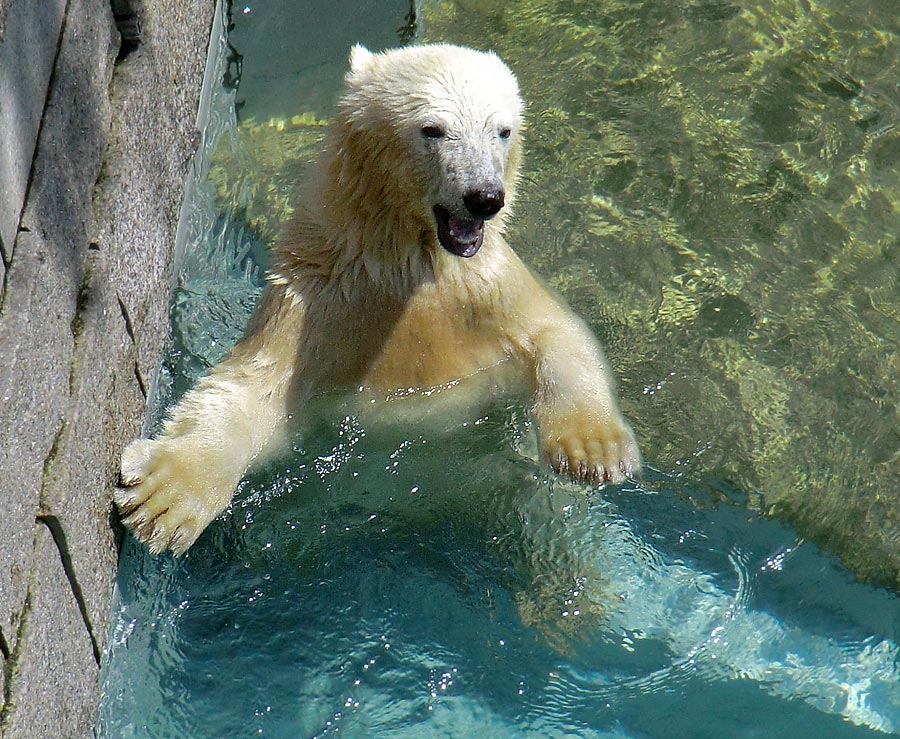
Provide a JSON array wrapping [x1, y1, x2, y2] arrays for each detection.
[[117, 44, 639, 554]]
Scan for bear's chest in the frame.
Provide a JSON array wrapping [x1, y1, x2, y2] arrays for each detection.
[[366, 312, 509, 389], [345, 283, 514, 391]]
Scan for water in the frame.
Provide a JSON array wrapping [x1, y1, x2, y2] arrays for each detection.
[[98, 1, 900, 737], [100, 460, 900, 737]]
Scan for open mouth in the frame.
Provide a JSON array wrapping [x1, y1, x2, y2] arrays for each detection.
[[433, 205, 484, 258]]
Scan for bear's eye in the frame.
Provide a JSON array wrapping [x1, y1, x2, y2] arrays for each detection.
[[421, 124, 446, 139], [498, 126, 512, 140]]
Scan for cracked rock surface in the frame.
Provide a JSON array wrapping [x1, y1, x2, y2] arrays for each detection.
[[0, 0, 214, 735]]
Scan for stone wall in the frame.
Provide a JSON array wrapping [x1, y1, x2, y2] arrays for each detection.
[[0, 0, 214, 735]]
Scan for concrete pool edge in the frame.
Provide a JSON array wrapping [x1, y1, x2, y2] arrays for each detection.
[[0, 0, 214, 735]]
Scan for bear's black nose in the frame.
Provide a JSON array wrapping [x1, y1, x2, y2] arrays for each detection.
[[464, 188, 505, 218]]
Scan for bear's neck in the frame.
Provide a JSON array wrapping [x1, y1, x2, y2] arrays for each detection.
[[273, 201, 506, 307], [272, 125, 509, 300], [285, 131, 440, 295]]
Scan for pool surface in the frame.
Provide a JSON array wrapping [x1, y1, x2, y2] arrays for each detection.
[[98, 1, 900, 737]]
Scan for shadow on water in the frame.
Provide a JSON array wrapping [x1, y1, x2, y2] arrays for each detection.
[[99, 1, 900, 737]]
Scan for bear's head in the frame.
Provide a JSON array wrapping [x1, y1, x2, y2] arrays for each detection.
[[326, 43, 524, 262]]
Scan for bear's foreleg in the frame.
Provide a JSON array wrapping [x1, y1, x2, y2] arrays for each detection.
[[116, 288, 299, 554], [529, 313, 640, 485]]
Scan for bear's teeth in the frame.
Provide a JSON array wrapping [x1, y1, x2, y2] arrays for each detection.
[[448, 216, 483, 244], [433, 205, 485, 257]]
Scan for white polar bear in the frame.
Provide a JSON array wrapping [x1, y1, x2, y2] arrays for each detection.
[[116, 43, 640, 554]]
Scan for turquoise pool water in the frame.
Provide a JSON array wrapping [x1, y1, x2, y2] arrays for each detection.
[[98, 1, 900, 737]]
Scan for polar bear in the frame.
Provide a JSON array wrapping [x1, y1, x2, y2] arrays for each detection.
[[116, 43, 640, 554]]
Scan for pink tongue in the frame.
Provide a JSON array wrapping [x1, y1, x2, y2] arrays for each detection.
[[448, 215, 482, 245]]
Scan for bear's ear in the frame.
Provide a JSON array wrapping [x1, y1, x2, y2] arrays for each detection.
[[349, 44, 374, 75]]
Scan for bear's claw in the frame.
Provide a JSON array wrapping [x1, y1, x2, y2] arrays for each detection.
[[115, 437, 233, 555], [542, 414, 640, 486], [118, 438, 156, 488]]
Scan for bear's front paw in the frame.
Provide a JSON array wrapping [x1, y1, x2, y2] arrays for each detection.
[[540, 412, 640, 485], [115, 438, 234, 555]]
